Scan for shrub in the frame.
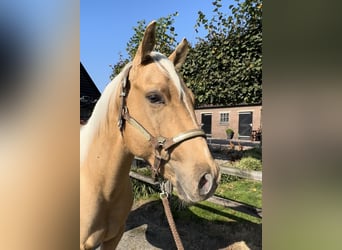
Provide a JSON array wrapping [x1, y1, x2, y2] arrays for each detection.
[[237, 157, 262, 171], [225, 128, 234, 134], [242, 147, 262, 160], [131, 178, 158, 200], [220, 173, 241, 184]]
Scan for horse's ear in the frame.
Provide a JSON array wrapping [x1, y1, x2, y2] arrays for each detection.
[[169, 38, 189, 70], [133, 21, 156, 65]]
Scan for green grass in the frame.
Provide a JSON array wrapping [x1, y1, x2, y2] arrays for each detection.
[[132, 166, 152, 176], [215, 178, 262, 208], [174, 199, 261, 224]]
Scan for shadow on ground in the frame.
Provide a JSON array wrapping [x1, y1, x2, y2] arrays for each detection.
[[117, 199, 261, 250]]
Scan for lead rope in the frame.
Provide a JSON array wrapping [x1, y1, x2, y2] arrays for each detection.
[[160, 182, 184, 250]]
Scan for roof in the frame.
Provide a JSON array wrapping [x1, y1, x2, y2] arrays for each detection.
[[195, 103, 262, 110], [80, 63, 102, 122], [80, 62, 101, 99]]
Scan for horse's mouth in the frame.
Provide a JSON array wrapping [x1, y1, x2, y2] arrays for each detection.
[[150, 163, 200, 203], [174, 181, 194, 203]]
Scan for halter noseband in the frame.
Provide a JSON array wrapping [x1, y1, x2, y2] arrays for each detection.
[[117, 65, 206, 179]]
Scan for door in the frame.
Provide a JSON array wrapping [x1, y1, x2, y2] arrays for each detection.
[[238, 112, 253, 139], [201, 113, 212, 136]]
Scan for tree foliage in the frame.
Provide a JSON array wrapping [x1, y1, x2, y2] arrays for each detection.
[[109, 0, 262, 106], [182, 0, 262, 105], [110, 12, 178, 79]]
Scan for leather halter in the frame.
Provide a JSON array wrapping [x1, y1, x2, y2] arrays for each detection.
[[117, 65, 206, 179]]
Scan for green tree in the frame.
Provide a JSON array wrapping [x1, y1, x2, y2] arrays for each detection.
[[109, 0, 262, 106], [182, 0, 262, 106], [110, 12, 179, 79]]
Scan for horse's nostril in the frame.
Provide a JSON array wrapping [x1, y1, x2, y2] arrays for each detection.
[[198, 173, 213, 196]]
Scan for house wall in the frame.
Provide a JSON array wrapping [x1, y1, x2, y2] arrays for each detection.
[[195, 105, 262, 140]]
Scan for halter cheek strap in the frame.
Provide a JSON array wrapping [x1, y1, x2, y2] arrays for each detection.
[[117, 64, 132, 131], [117, 66, 206, 179]]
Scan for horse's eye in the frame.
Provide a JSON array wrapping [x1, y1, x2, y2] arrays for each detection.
[[146, 92, 164, 104]]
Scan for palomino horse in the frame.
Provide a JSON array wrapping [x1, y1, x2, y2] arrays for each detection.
[[80, 21, 220, 249]]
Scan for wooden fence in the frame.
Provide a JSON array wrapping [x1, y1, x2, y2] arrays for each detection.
[[130, 157, 262, 219]]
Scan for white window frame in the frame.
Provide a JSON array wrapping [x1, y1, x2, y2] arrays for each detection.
[[219, 112, 229, 124]]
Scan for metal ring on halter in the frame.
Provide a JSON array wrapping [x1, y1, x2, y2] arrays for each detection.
[[160, 181, 169, 199], [160, 191, 168, 199]]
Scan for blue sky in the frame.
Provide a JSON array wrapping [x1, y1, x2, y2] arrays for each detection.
[[81, 0, 233, 92]]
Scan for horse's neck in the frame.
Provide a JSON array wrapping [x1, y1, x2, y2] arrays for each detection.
[[81, 122, 134, 199], [81, 71, 135, 197]]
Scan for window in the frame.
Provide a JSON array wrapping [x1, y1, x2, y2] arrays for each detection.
[[220, 112, 229, 124]]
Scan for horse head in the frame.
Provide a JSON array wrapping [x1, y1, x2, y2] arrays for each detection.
[[119, 21, 220, 203]]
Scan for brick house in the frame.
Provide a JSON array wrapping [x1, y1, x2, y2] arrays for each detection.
[[195, 104, 262, 141]]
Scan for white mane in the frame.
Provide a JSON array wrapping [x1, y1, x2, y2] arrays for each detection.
[[80, 63, 132, 164]]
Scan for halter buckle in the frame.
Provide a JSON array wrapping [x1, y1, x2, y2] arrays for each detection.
[[156, 137, 166, 147]]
